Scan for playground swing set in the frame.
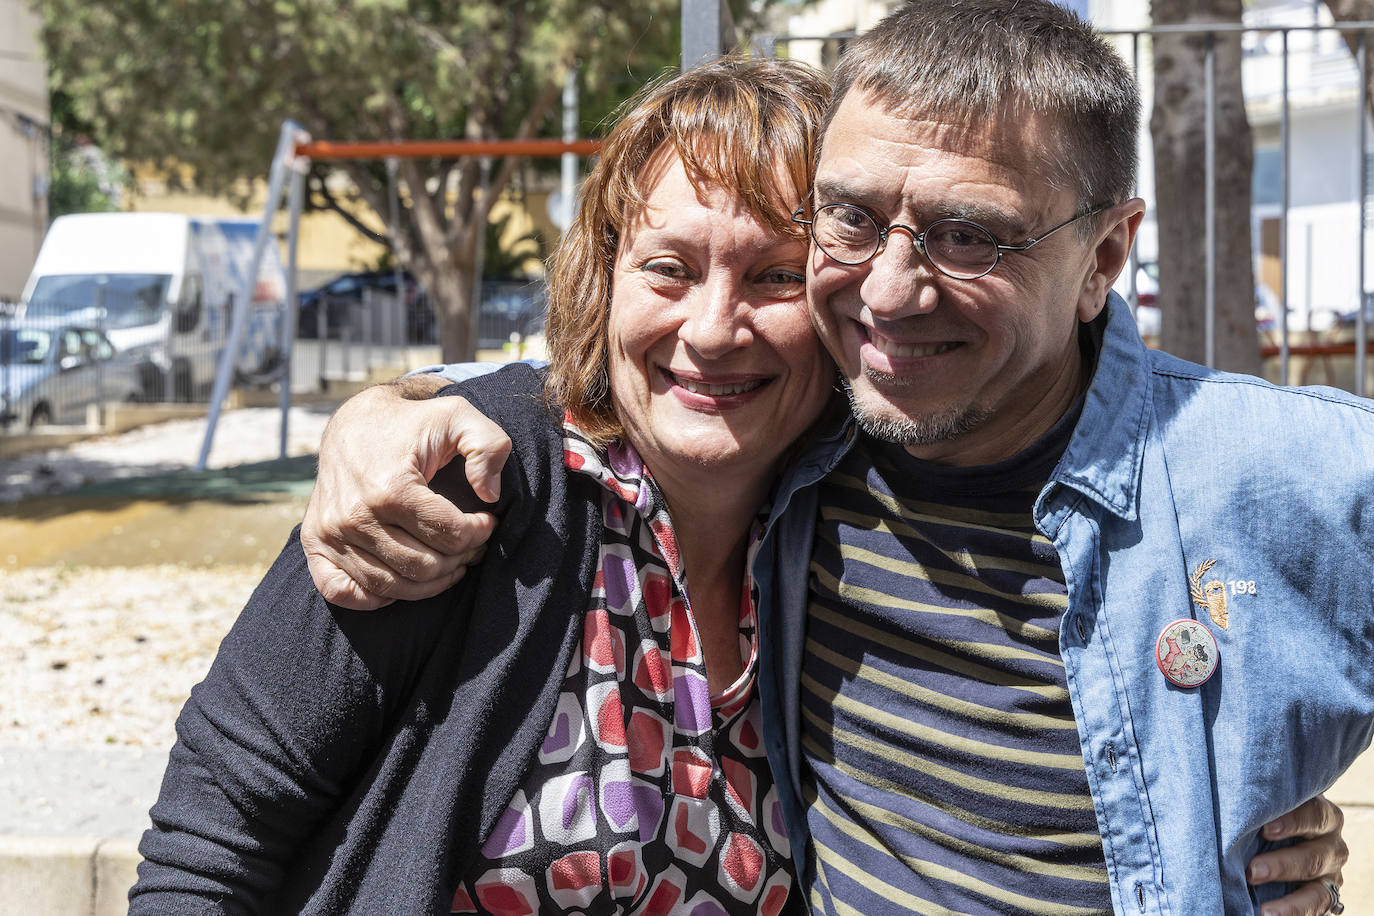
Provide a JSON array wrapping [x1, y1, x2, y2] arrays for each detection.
[[194, 121, 600, 471]]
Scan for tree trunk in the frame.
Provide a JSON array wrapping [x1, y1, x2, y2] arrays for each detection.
[[410, 241, 478, 363], [1326, 1, 1374, 118], [432, 264, 477, 362], [1151, 0, 1261, 373]]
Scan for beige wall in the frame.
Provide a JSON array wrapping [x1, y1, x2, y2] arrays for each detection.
[[0, 0, 48, 301], [131, 177, 557, 286]]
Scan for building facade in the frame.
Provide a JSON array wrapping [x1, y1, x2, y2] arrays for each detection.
[[0, 0, 48, 303]]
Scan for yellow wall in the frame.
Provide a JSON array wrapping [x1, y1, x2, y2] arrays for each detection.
[[129, 168, 559, 282]]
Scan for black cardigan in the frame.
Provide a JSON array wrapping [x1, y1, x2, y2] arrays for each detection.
[[131, 364, 603, 914]]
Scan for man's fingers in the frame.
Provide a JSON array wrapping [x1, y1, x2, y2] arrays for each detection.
[[307, 559, 396, 611], [1248, 829, 1347, 886], [318, 531, 475, 595], [1257, 876, 1343, 916], [459, 443, 507, 504], [342, 503, 470, 583], [304, 538, 478, 609], [431, 397, 513, 504], [377, 486, 501, 559], [1249, 795, 1349, 916], [1263, 794, 1344, 842]]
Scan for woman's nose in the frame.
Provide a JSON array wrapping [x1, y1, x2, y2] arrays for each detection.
[[681, 280, 753, 357]]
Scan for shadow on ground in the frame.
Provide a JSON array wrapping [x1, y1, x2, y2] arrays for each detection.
[[0, 456, 319, 570]]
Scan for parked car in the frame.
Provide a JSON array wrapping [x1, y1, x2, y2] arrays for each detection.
[[0, 320, 141, 429], [20, 212, 288, 401], [297, 271, 432, 342], [476, 279, 547, 350]]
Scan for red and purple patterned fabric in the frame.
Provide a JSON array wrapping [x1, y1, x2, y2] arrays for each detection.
[[450, 424, 794, 915]]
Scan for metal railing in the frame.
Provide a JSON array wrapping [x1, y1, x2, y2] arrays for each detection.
[[0, 274, 548, 440], [298, 279, 547, 390]]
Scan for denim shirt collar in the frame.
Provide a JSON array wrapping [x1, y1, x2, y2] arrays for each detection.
[[1044, 292, 1153, 522]]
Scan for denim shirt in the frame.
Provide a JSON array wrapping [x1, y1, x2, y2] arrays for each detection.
[[753, 293, 1374, 914]]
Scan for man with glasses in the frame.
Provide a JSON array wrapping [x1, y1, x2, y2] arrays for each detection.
[[301, 1, 1364, 913]]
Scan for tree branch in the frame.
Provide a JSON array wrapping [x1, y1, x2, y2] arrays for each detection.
[[308, 168, 390, 247], [486, 64, 567, 208]]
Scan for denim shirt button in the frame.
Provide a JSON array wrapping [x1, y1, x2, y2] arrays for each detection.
[[1074, 616, 1087, 643]]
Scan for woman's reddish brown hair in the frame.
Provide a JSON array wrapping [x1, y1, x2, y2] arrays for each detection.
[[543, 54, 830, 447]]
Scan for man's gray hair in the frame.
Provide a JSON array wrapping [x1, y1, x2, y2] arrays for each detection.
[[826, 0, 1140, 218]]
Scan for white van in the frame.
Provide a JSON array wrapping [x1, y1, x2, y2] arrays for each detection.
[[19, 212, 287, 400]]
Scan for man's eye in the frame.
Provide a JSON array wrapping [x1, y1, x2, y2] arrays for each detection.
[[931, 222, 995, 250], [756, 268, 805, 287], [831, 207, 872, 232]]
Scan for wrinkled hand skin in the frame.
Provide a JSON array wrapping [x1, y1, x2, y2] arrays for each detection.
[[1249, 794, 1348, 916], [301, 378, 512, 609]]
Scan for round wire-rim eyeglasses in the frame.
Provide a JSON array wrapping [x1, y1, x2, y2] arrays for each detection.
[[791, 202, 1111, 280]]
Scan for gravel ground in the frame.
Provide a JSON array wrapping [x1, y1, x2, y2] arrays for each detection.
[[0, 407, 340, 837], [1, 407, 335, 751], [1, 565, 262, 751]]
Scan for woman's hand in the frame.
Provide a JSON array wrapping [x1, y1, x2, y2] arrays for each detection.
[[301, 378, 512, 609], [1249, 794, 1348, 916]]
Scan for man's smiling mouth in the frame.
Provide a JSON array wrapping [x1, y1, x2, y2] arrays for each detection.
[[866, 328, 962, 359]]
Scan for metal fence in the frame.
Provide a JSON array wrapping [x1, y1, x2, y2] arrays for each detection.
[[295, 279, 547, 389], [0, 276, 547, 437]]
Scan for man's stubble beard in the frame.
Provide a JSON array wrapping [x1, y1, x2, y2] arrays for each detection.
[[841, 367, 990, 447]]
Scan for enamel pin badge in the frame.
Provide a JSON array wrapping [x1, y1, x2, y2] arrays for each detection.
[[1155, 618, 1220, 688]]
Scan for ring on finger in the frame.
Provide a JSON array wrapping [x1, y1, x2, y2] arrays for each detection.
[[1324, 880, 1344, 915]]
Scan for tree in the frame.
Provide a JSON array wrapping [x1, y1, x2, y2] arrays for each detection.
[[1151, 0, 1261, 373], [45, 91, 129, 220], [47, 141, 128, 219], [36, 0, 686, 360], [1326, 2, 1374, 116]]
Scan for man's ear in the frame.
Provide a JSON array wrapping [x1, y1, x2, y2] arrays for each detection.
[[1077, 198, 1146, 322]]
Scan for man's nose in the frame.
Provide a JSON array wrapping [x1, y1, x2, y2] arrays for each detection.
[[861, 231, 940, 320], [682, 280, 753, 358]]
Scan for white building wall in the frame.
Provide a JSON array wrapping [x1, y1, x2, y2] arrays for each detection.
[[0, 0, 47, 302], [772, 0, 898, 69]]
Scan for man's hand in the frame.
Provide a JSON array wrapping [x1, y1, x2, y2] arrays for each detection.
[[302, 377, 512, 609], [1249, 794, 1348, 916]]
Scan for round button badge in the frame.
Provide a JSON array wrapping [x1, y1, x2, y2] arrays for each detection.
[[1155, 618, 1220, 687]]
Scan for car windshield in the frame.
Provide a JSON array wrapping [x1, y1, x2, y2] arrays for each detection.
[[0, 328, 54, 365], [28, 274, 171, 329]]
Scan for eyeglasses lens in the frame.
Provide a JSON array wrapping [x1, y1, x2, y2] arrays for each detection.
[[812, 206, 880, 265], [810, 205, 1002, 278], [925, 221, 1000, 278]]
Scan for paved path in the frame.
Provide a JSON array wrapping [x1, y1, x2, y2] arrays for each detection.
[[0, 747, 167, 840]]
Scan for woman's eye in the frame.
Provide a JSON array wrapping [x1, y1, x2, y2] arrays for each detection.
[[643, 259, 690, 279]]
